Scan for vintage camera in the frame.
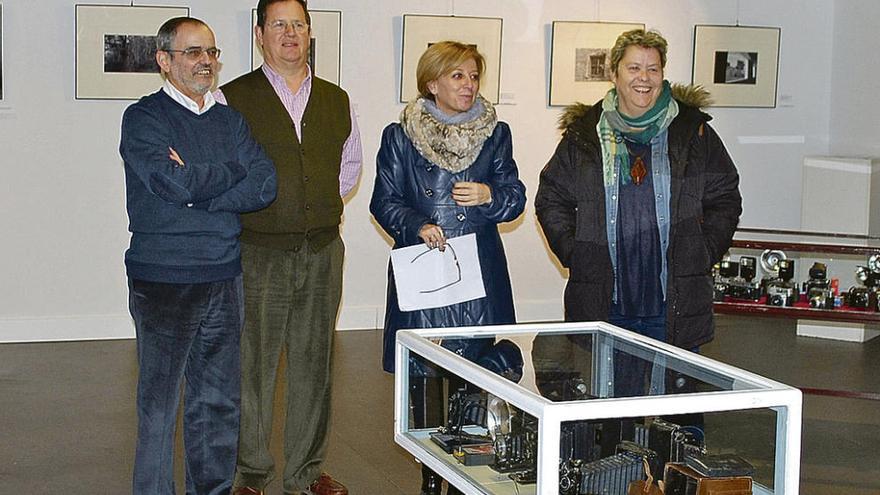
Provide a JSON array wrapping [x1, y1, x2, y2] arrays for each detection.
[[855, 265, 880, 288], [766, 259, 798, 306], [490, 406, 538, 474], [726, 256, 762, 301], [843, 254, 880, 310], [712, 262, 728, 302], [804, 262, 834, 309], [844, 286, 877, 310]]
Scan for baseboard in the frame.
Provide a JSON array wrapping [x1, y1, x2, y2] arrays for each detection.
[[0, 314, 135, 343], [0, 300, 563, 342], [515, 299, 565, 323], [337, 305, 380, 331], [335, 299, 564, 331]]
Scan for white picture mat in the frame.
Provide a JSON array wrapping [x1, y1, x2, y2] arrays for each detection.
[[390, 233, 486, 312], [692, 25, 781, 108], [400, 14, 502, 104], [549, 21, 643, 106], [251, 9, 341, 85], [75, 4, 188, 100]]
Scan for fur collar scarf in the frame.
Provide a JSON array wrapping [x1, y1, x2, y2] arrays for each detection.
[[558, 83, 713, 131], [400, 96, 498, 174]]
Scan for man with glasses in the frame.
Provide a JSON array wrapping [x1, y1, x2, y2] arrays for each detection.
[[120, 16, 276, 495], [215, 0, 361, 494]]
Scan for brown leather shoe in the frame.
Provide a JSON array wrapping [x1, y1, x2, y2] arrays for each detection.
[[307, 472, 348, 495], [232, 488, 263, 495]]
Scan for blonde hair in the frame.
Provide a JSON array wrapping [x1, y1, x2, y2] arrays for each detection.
[[610, 29, 668, 74], [416, 41, 485, 99]]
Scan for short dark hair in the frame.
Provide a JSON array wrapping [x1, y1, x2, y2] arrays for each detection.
[[256, 0, 310, 28], [156, 16, 208, 52]]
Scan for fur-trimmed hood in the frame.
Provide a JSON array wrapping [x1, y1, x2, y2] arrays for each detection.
[[558, 83, 713, 131]]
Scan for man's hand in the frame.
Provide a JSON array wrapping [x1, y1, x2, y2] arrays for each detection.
[[169, 147, 185, 168], [452, 182, 491, 206]]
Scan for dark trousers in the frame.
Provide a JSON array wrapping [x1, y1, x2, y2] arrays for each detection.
[[128, 276, 243, 495], [235, 238, 344, 493]]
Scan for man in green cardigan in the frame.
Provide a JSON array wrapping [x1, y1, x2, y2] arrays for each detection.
[[215, 1, 362, 493]]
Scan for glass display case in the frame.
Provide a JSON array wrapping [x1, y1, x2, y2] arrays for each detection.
[[394, 322, 802, 495]]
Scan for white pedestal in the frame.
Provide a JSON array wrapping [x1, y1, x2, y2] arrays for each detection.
[[796, 319, 880, 342]]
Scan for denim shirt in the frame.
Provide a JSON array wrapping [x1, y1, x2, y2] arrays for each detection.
[[603, 129, 672, 302]]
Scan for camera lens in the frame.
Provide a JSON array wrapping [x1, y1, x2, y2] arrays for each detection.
[[777, 259, 795, 281]]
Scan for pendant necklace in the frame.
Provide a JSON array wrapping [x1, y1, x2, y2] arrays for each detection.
[[627, 147, 648, 186]]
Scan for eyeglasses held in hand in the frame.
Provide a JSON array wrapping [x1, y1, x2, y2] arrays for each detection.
[[164, 46, 221, 60], [410, 243, 462, 294], [267, 20, 309, 34]]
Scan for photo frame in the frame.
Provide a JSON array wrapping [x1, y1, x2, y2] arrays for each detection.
[[400, 14, 502, 104], [76, 4, 189, 100], [549, 21, 643, 107], [251, 9, 342, 85], [692, 25, 781, 108]]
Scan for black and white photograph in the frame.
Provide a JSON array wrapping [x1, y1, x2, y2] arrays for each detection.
[[103, 34, 159, 74], [75, 4, 189, 100], [400, 14, 502, 103], [574, 48, 611, 82], [550, 21, 644, 106], [693, 24, 780, 107], [713, 51, 758, 84]]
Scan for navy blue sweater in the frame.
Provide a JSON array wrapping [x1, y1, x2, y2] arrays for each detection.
[[120, 90, 277, 283]]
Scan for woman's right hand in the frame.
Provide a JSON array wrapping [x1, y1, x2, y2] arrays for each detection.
[[418, 224, 447, 251]]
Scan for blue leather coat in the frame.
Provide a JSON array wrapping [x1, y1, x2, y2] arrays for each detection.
[[371, 121, 526, 372]]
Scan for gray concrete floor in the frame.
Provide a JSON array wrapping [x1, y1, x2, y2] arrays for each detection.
[[0, 315, 877, 494]]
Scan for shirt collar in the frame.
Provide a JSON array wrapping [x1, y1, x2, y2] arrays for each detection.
[[261, 63, 312, 95], [162, 79, 216, 115]]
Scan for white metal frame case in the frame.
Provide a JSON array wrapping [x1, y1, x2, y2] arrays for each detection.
[[394, 321, 802, 495]]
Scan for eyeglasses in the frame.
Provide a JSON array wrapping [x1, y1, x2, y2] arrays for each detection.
[[410, 243, 461, 294], [267, 19, 309, 34], [164, 47, 221, 60]]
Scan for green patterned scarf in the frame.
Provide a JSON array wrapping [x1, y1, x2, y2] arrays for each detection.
[[597, 80, 678, 187]]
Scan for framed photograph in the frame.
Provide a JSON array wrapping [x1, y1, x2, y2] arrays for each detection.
[[76, 4, 189, 100], [692, 25, 781, 108], [251, 9, 342, 85], [549, 21, 643, 107], [400, 14, 502, 104]]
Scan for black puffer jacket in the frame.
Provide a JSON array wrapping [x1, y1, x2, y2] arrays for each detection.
[[535, 89, 741, 349], [371, 122, 526, 372]]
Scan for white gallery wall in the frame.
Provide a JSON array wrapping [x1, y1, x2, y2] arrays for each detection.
[[829, 1, 880, 158], [0, 0, 852, 342]]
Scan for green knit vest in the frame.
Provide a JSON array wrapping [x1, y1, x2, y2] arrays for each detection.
[[221, 70, 351, 250]]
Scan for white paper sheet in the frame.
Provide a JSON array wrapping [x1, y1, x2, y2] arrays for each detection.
[[390, 233, 486, 312]]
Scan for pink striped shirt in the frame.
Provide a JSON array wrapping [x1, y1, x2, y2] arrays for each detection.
[[214, 65, 362, 197]]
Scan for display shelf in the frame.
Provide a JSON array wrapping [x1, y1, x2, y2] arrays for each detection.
[[713, 300, 880, 324], [719, 227, 880, 325]]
